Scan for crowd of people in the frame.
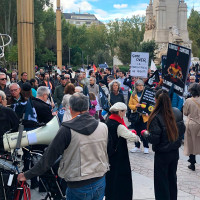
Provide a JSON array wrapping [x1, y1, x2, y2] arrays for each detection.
[[0, 64, 200, 200]]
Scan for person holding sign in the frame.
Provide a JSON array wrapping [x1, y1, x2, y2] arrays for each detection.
[[128, 79, 149, 154]]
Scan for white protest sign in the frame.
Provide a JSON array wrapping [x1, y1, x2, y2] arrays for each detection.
[[130, 52, 149, 78]]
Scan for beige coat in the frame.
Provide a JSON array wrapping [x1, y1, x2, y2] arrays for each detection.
[[183, 97, 200, 156]]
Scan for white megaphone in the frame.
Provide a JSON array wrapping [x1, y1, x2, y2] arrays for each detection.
[[3, 116, 60, 152]]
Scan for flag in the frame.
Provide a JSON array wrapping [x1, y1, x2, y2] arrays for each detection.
[[145, 70, 160, 88], [150, 60, 157, 72], [24, 98, 38, 123], [99, 85, 110, 112], [93, 64, 97, 72]]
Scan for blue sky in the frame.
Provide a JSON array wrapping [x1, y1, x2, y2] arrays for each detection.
[[50, 0, 200, 22]]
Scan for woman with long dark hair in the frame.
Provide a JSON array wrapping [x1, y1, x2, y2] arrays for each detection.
[[147, 89, 185, 200]]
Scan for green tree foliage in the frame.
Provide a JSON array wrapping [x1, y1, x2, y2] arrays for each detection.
[[107, 16, 146, 65], [1, 2, 158, 68], [188, 9, 200, 58], [138, 40, 157, 65]]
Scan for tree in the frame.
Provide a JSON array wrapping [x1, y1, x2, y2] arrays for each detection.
[[138, 40, 157, 65], [188, 9, 200, 58]]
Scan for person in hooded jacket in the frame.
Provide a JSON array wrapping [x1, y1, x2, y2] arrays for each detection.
[[146, 89, 185, 200], [18, 93, 109, 200]]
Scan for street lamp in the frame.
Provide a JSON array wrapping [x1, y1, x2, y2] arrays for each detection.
[[87, 55, 89, 66], [69, 47, 71, 67]]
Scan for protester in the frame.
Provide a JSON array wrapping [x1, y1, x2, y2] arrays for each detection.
[[18, 93, 109, 199], [183, 83, 200, 171], [109, 80, 125, 106], [62, 83, 75, 122], [117, 71, 129, 104], [0, 72, 11, 99], [54, 76, 68, 107], [18, 72, 28, 88], [99, 79, 109, 98], [89, 92, 97, 117], [129, 79, 149, 153], [0, 90, 19, 199], [105, 102, 139, 200], [32, 86, 53, 124], [147, 89, 185, 200], [39, 72, 55, 94], [104, 67, 112, 87], [30, 78, 38, 97], [21, 82, 33, 101]]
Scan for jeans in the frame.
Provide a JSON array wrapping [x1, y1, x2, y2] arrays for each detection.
[[66, 176, 105, 200]]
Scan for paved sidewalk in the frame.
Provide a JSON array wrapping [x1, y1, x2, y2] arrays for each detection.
[[128, 142, 200, 200]]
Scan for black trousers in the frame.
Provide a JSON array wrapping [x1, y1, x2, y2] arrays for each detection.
[[154, 150, 179, 200], [134, 117, 149, 148]]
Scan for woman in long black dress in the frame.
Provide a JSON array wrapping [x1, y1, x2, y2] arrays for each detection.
[[105, 102, 139, 200]]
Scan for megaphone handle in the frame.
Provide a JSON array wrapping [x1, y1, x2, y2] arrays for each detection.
[[15, 124, 24, 149]]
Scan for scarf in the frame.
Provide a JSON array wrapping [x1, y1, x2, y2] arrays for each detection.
[[109, 113, 137, 135], [109, 114, 128, 128]]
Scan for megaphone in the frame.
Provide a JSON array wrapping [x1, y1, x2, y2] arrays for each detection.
[[3, 116, 60, 152]]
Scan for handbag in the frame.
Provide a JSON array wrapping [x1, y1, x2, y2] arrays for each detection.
[[129, 112, 140, 124]]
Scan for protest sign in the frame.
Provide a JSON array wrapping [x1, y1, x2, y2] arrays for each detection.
[[137, 88, 156, 115], [130, 52, 149, 78], [163, 43, 191, 96], [145, 70, 160, 87]]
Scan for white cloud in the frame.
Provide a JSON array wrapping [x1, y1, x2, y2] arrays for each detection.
[[95, 10, 146, 22], [49, 0, 147, 22], [50, 0, 92, 13], [113, 4, 128, 9]]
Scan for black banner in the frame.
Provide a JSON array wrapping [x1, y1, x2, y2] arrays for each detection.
[[163, 43, 191, 96], [161, 55, 167, 78], [145, 70, 160, 87], [138, 88, 156, 115]]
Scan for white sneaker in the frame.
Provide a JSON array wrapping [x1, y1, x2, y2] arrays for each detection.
[[144, 148, 149, 154], [130, 147, 141, 153]]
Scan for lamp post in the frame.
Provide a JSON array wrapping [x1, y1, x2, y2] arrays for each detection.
[[56, 0, 62, 69], [87, 55, 89, 66], [69, 47, 71, 67], [82, 51, 84, 68]]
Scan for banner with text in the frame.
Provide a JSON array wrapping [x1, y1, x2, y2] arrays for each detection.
[[163, 43, 191, 96], [137, 87, 156, 115], [130, 52, 149, 78]]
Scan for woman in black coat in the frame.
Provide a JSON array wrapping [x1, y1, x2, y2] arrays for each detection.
[[146, 89, 185, 200], [105, 102, 139, 200]]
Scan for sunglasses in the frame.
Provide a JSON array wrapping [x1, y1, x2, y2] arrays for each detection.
[[0, 78, 7, 81], [65, 77, 70, 79]]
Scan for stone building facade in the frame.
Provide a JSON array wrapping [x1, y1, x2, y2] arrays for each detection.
[[144, 0, 191, 62]]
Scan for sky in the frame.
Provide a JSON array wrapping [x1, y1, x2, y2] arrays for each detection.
[[50, 0, 200, 22]]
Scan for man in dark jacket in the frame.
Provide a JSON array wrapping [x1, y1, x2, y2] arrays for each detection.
[[32, 86, 53, 124], [18, 93, 109, 199], [0, 90, 19, 200], [54, 75, 69, 107], [18, 72, 28, 88]]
